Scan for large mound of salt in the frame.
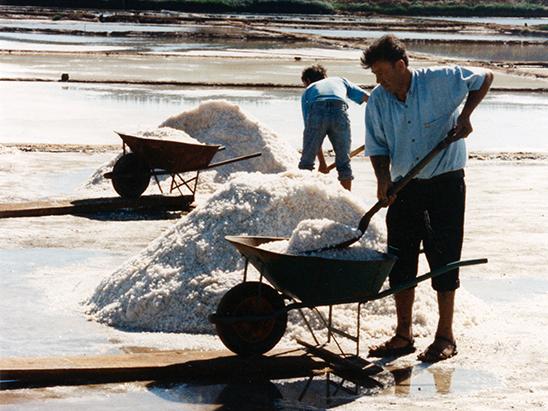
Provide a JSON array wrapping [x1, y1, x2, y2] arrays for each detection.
[[85, 170, 369, 333]]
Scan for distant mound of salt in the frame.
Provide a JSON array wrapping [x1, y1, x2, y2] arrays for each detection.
[[160, 100, 300, 177], [85, 171, 369, 333]]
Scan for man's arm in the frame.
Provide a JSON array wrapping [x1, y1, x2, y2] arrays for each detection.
[[450, 70, 494, 141], [370, 155, 395, 206]]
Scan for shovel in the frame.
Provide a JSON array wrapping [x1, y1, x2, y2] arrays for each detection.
[[311, 134, 460, 253]]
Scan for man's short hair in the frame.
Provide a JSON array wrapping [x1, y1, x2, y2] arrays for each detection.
[[360, 35, 409, 68], [301, 64, 327, 84]]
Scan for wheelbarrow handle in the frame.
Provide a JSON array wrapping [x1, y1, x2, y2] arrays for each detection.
[[370, 257, 488, 301]]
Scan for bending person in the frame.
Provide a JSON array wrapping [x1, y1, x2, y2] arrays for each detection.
[[299, 64, 368, 191]]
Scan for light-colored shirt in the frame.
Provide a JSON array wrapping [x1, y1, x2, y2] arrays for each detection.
[[301, 77, 367, 121], [365, 65, 486, 181]]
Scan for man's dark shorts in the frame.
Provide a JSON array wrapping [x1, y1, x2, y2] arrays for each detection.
[[386, 169, 465, 292]]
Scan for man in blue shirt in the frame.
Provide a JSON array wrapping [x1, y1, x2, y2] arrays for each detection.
[[299, 64, 368, 191], [362, 35, 493, 362]]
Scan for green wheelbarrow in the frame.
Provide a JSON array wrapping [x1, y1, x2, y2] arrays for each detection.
[[209, 235, 488, 357]]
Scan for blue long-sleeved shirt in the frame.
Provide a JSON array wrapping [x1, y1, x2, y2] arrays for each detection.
[[301, 77, 367, 122], [365, 65, 486, 181]]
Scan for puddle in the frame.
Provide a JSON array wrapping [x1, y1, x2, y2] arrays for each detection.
[[384, 365, 500, 397], [462, 277, 548, 303], [146, 364, 500, 409]]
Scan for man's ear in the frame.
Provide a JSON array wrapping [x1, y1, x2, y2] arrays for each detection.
[[395, 59, 406, 73]]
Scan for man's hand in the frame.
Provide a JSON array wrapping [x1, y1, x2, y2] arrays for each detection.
[[377, 176, 396, 207], [449, 114, 473, 142]]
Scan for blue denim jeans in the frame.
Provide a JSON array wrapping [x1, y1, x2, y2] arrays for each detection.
[[298, 100, 353, 181]]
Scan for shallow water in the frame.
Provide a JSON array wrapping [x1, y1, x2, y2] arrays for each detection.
[[0, 18, 202, 33], [1, 81, 547, 152], [278, 27, 548, 43], [0, 248, 121, 358], [420, 16, 548, 26], [408, 41, 548, 62]]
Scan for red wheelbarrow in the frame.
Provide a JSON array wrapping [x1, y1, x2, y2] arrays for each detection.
[[104, 132, 261, 199]]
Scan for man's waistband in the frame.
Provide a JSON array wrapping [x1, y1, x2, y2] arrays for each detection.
[[312, 100, 348, 110], [411, 169, 464, 184]]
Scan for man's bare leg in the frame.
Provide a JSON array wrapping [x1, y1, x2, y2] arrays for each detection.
[[435, 290, 455, 343], [394, 287, 415, 343], [340, 179, 351, 191], [368, 288, 415, 355], [375, 288, 415, 348], [416, 290, 457, 362]]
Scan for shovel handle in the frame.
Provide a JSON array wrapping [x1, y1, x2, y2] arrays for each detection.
[[325, 145, 365, 172], [357, 135, 457, 235]]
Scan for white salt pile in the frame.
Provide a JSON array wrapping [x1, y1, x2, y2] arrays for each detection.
[[83, 100, 300, 194], [160, 100, 300, 179], [85, 170, 367, 333], [130, 126, 203, 145], [288, 218, 360, 253], [258, 218, 385, 261]]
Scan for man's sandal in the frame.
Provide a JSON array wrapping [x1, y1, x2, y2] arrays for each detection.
[[417, 335, 458, 363], [368, 334, 416, 358]]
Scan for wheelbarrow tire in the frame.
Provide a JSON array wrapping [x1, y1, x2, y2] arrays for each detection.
[[215, 282, 287, 356], [111, 153, 151, 199]]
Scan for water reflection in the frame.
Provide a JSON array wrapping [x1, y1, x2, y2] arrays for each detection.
[[148, 364, 499, 409], [384, 365, 500, 397]]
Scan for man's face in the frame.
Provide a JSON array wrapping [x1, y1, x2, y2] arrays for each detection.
[[370, 59, 405, 95]]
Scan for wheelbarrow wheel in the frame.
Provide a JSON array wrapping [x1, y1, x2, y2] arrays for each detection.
[[111, 153, 151, 199], [215, 282, 287, 356]]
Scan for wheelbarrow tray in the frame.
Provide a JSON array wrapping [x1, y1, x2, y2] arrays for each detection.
[[117, 132, 221, 173], [226, 235, 397, 306]]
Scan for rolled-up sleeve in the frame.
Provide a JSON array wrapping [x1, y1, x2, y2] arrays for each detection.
[[343, 78, 368, 104], [364, 97, 389, 157], [458, 66, 486, 91]]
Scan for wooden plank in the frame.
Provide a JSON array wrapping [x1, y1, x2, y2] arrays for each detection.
[[296, 339, 384, 388], [0, 349, 329, 390], [0, 195, 194, 218]]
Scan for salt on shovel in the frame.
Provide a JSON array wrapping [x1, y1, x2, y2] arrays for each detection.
[[308, 134, 460, 254]]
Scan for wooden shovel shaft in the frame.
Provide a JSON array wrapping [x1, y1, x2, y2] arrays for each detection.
[[359, 135, 456, 232], [357, 135, 455, 233], [306, 135, 457, 254], [325, 145, 365, 172]]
